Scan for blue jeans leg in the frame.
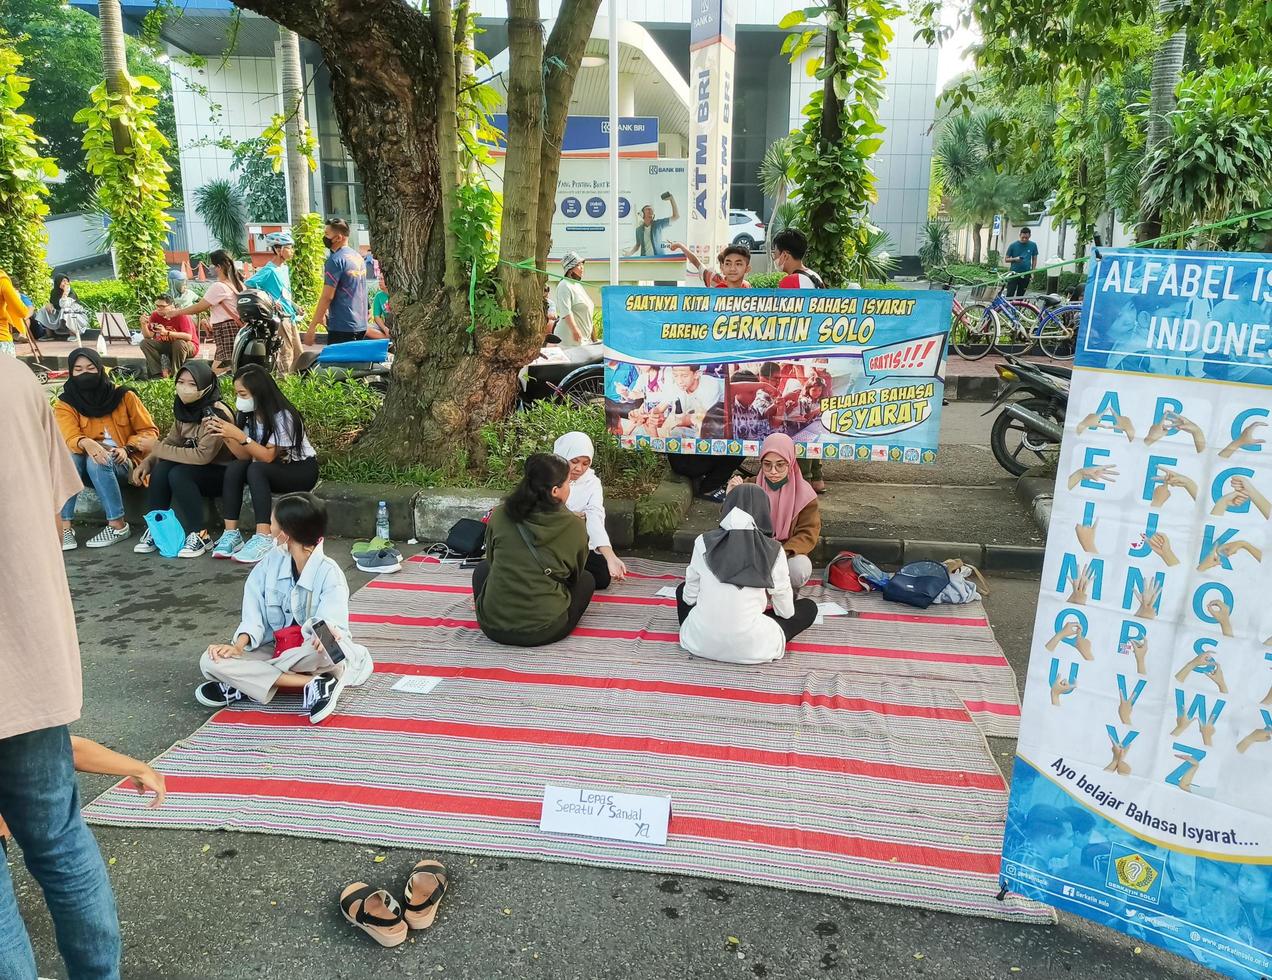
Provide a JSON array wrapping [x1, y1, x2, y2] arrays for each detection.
[[84, 458, 130, 522], [0, 727, 121, 980], [59, 453, 91, 522], [0, 847, 38, 980]]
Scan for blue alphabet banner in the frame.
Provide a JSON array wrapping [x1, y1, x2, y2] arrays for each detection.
[[1002, 249, 1272, 979], [601, 286, 952, 462]]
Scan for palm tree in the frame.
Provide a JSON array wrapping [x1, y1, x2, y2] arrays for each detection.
[[933, 109, 1023, 263], [279, 27, 310, 221], [1140, 0, 1186, 240], [194, 179, 248, 255], [949, 171, 1025, 263], [98, 0, 130, 154], [758, 134, 799, 246]]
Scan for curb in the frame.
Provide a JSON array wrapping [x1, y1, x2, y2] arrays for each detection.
[[662, 527, 1045, 572], [1014, 475, 1056, 542]]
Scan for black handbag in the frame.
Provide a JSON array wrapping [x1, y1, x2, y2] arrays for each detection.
[[445, 517, 486, 558]]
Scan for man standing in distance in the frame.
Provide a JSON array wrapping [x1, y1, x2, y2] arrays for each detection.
[[555, 252, 595, 348], [1003, 227, 1038, 298], [770, 229, 827, 289], [304, 218, 367, 346], [247, 231, 303, 371], [0, 355, 122, 979]]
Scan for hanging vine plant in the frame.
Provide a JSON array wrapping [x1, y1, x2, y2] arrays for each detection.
[[75, 70, 172, 308], [0, 45, 56, 298]]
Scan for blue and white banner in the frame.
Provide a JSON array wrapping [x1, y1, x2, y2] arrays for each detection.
[[1003, 249, 1272, 979], [488, 115, 660, 158], [601, 285, 952, 460]]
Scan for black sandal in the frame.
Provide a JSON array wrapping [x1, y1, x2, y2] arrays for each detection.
[[340, 882, 409, 947], [403, 860, 448, 930]]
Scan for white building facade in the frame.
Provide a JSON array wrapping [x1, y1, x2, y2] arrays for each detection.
[[82, 1, 939, 263]]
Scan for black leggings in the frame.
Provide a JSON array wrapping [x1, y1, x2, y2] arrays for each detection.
[[222, 457, 320, 526], [472, 560, 595, 647], [147, 459, 227, 535], [585, 550, 612, 591], [668, 454, 739, 496], [675, 582, 819, 643]]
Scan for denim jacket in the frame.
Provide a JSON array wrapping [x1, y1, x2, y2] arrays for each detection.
[[234, 541, 353, 650]]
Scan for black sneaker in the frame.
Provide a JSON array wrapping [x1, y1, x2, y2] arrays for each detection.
[[195, 681, 245, 708], [303, 674, 344, 724], [701, 485, 729, 503]]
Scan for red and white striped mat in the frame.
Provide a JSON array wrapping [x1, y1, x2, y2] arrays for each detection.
[[83, 557, 1048, 922]]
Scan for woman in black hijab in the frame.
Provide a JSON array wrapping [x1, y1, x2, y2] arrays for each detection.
[[34, 273, 84, 339], [675, 483, 819, 664], [130, 360, 236, 559], [53, 348, 160, 551]]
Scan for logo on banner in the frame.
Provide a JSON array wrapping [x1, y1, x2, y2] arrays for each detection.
[[742, 440, 759, 455], [871, 446, 889, 462], [727, 440, 742, 454], [824, 444, 840, 459], [1110, 850, 1161, 899], [856, 445, 871, 460], [665, 437, 681, 453], [650, 438, 665, 452], [696, 439, 711, 454]]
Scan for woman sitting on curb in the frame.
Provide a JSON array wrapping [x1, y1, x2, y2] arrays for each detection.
[[474, 453, 594, 647], [54, 348, 159, 551], [131, 360, 235, 559], [209, 365, 320, 564], [553, 431, 627, 590], [677, 484, 818, 664], [727, 432, 820, 590], [196, 493, 373, 725]]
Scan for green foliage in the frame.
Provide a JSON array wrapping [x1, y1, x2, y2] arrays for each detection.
[[70, 278, 140, 321], [917, 219, 953, 271], [0, 0, 180, 214], [927, 261, 999, 285], [194, 178, 247, 255], [932, 106, 1029, 257], [746, 271, 782, 288], [780, 0, 900, 286], [0, 43, 54, 297], [75, 71, 171, 309], [1140, 66, 1272, 238], [453, 180, 511, 329], [480, 401, 664, 495], [844, 227, 897, 284], [231, 136, 286, 222], [456, 14, 503, 169], [289, 212, 324, 318]]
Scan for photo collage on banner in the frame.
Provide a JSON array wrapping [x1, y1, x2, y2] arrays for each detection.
[[601, 286, 953, 462], [1003, 249, 1272, 979]]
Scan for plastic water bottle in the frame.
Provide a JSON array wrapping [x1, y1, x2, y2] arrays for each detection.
[[96, 331, 108, 357], [375, 500, 390, 541]]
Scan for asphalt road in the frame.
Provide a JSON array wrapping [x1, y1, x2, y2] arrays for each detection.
[[9, 541, 1217, 980]]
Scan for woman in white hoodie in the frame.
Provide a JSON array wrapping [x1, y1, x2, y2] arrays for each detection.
[[553, 431, 628, 590], [677, 484, 818, 664]]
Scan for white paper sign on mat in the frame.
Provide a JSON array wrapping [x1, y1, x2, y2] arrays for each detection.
[[539, 785, 670, 846], [390, 675, 444, 694], [654, 586, 679, 598]]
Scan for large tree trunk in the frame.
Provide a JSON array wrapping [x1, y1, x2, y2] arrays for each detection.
[[971, 222, 983, 264], [233, 0, 599, 465], [98, 0, 131, 154], [1139, 0, 1185, 241], [279, 28, 310, 220]]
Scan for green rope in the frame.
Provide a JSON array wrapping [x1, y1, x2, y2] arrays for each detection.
[[466, 260, 478, 334], [955, 205, 1272, 291]]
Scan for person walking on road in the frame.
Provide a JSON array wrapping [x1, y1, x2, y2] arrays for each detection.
[[1004, 227, 1038, 298], [0, 354, 123, 980]]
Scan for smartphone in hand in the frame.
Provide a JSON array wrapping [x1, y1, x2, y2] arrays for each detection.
[[311, 619, 346, 663]]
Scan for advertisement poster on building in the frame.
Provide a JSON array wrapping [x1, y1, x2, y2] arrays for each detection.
[[1001, 249, 1272, 980], [551, 159, 688, 261], [686, 0, 736, 270], [601, 285, 951, 460]]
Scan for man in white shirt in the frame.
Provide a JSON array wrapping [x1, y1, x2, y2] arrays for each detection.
[[554, 252, 595, 347], [662, 364, 724, 440]]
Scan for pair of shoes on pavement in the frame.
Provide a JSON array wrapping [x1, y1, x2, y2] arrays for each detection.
[[63, 524, 132, 551], [132, 529, 211, 558], [340, 860, 448, 948], [211, 529, 273, 564], [355, 546, 402, 574]]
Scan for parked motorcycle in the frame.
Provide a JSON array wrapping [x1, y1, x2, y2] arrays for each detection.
[[985, 353, 1071, 476], [518, 341, 605, 407], [231, 288, 286, 375], [295, 337, 392, 394]]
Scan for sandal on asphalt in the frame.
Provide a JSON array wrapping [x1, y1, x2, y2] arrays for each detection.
[[339, 883, 409, 947], [403, 860, 448, 930]]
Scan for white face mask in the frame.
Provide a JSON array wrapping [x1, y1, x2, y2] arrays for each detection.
[[235, 396, 255, 413], [274, 533, 290, 554]]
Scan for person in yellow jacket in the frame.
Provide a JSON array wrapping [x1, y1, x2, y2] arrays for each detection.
[[0, 268, 32, 356], [54, 348, 160, 550]]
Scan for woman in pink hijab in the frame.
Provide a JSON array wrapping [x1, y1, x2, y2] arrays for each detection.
[[727, 432, 821, 588]]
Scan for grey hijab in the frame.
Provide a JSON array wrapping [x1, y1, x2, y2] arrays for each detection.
[[702, 484, 783, 589]]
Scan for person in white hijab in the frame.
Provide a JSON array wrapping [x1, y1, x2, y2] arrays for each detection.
[[553, 431, 627, 589]]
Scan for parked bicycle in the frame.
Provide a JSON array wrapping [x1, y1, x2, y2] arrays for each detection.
[[941, 275, 1082, 361]]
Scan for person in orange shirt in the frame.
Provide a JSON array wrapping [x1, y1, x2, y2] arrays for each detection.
[[54, 349, 160, 551], [0, 267, 31, 356]]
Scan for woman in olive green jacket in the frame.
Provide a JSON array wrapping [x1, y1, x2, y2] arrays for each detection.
[[473, 453, 594, 647]]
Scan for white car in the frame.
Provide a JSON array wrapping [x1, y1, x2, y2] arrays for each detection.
[[729, 210, 767, 252]]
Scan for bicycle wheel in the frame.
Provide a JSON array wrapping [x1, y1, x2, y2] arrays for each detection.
[[1037, 308, 1078, 359], [993, 301, 1040, 357], [951, 303, 997, 360]]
